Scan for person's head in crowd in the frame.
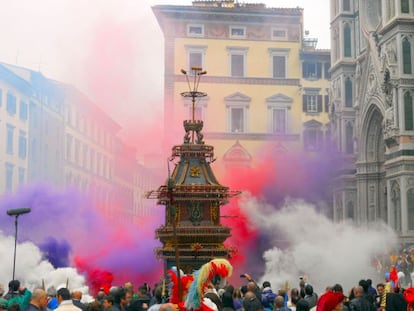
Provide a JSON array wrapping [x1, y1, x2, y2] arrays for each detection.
[[242, 292, 261, 311], [8, 281, 20, 293], [262, 281, 271, 290], [296, 299, 310, 311], [240, 286, 248, 297], [124, 283, 134, 294], [225, 285, 235, 295], [159, 303, 176, 311], [358, 280, 368, 293], [96, 289, 106, 304], [57, 288, 71, 302], [331, 284, 344, 294], [31, 288, 49, 309], [290, 288, 300, 298], [274, 296, 285, 309], [233, 287, 242, 299], [87, 301, 103, 311], [112, 287, 127, 307], [72, 290, 83, 301], [304, 285, 313, 296], [103, 295, 114, 310], [291, 295, 301, 307], [152, 285, 163, 305], [222, 291, 234, 309]]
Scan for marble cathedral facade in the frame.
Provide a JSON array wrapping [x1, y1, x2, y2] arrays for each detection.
[[330, 0, 414, 243]]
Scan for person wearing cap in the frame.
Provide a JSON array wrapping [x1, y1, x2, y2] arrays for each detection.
[[55, 288, 81, 311], [4, 280, 32, 310], [25, 288, 49, 311]]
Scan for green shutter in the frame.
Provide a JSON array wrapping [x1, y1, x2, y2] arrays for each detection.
[[403, 39, 412, 74], [317, 95, 323, 112], [405, 92, 414, 130], [303, 95, 307, 112]]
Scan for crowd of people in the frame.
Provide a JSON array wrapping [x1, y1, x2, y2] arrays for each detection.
[[0, 273, 413, 311]]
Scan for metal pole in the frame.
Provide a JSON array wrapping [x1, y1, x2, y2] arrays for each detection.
[[12, 215, 19, 281]]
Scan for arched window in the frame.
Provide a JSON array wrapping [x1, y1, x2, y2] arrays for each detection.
[[345, 78, 353, 107], [344, 24, 352, 57], [345, 122, 354, 154], [405, 92, 413, 130], [407, 189, 414, 230], [403, 38, 412, 74]]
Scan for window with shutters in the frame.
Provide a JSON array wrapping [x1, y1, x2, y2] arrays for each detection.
[[403, 38, 412, 74], [266, 94, 292, 135], [19, 100, 28, 121], [343, 0, 351, 11], [6, 124, 14, 154], [401, 0, 409, 13], [271, 28, 287, 40], [18, 130, 27, 159], [302, 93, 322, 114], [408, 189, 414, 230], [271, 109, 287, 134], [18, 167, 25, 185], [231, 54, 244, 77], [405, 92, 413, 130], [227, 47, 248, 77], [345, 78, 353, 107], [302, 62, 322, 79], [5, 162, 14, 191], [324, 95, 330, 113], [230, 26, 246, 39], [269, 48, 289, 78], [187, 24, 204, 37], [345, 122, 354, 154], [324, 63, 331, 79], [7, 92, 16, 115], [273, 55, 286, 78], [185, 45, 207, 73], [225, 92, 250, 133], [303, 120, 323, 151], [344, 23, 352, 57]]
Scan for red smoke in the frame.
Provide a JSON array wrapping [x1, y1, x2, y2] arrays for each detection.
[[75, 256, 114, 295]]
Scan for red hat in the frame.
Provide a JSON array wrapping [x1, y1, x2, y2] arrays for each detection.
[[316, 291, 345, 311], [404, 287, 414, 308]]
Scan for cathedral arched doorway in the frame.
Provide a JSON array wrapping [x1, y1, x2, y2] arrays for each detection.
[[356, 105, 387, 224]]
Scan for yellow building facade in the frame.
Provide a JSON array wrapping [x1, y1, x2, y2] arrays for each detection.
[[153, 1, 330, 170]]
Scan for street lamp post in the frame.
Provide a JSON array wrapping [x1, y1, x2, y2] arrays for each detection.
[[6, 207, 31, 280]]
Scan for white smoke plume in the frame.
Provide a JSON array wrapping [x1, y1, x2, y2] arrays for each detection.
[[0, 231, 90, 300], [240, 195, 398, 295]]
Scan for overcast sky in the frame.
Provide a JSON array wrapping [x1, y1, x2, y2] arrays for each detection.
[[0, 0, 330, 131]]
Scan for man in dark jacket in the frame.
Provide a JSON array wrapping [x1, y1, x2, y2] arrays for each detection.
[[349, 286, 374, 311]]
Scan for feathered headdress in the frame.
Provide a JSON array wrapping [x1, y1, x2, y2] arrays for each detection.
[[185, 258, 233, 310]]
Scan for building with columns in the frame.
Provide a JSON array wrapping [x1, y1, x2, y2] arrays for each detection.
[[330, 0, 414, 243]]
